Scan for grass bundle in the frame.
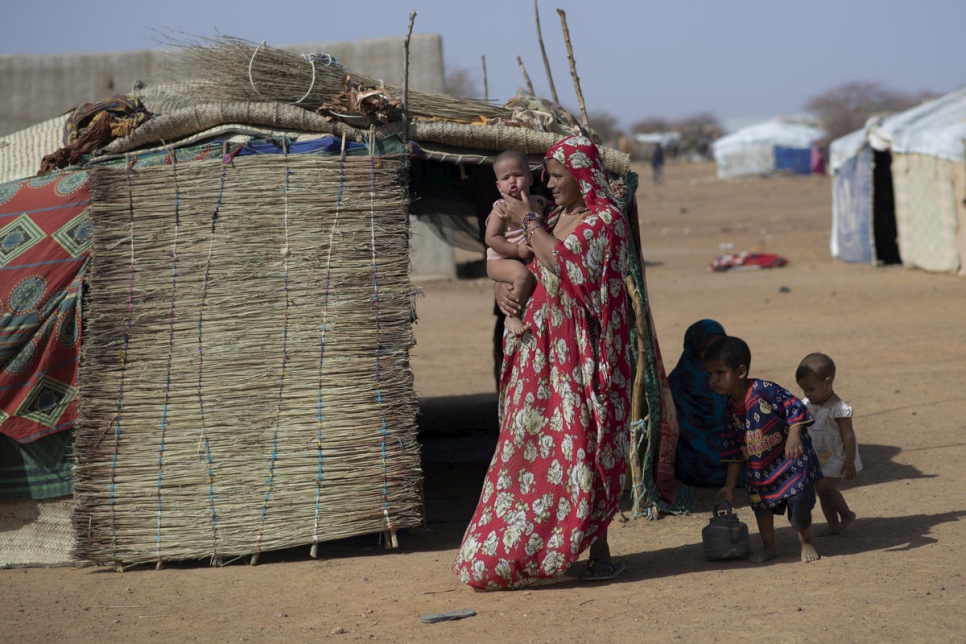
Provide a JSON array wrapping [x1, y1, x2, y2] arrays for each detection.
[[165, 34, 511, 124], [71, 152, 423, 567]]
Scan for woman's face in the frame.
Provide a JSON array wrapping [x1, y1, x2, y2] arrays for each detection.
[[545, 158, 583, 209]]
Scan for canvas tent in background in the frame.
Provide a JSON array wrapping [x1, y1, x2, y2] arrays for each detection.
[[0, 36, 680, 569], [830, 86, 966, 273], [712, 120, 825, 179]]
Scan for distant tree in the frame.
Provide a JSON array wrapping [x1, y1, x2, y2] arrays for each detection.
[[805, 81, 933, 141], [674, 112, 723, 157], [631, 117, 670, 134], [586, 110, 622, 147], [444, 66, 481, 100], [628, 112, 722, 159]]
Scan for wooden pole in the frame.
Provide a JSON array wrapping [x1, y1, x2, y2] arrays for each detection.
[[516, 56, 535, 95], [557, 8, 589, 129], [481, 54, 489, 103], [625, 275, 649, 518], [534, 0, 559, 104], [402, 10, 417, 145]]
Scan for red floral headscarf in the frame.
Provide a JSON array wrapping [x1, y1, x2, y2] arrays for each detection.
[[544, 136, 621, 216]]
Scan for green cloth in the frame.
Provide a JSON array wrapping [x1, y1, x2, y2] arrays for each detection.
[[0, 430, 73, 501], [616, 171, 693, 519]]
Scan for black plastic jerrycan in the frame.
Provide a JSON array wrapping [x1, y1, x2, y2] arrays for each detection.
[[702, 499, 751, 560]]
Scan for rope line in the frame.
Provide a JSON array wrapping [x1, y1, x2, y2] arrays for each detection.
[[156, 151, 181, 566], [255, 145, 293, 553], [196, 163, 228, 562], [368, 128, 393, 532], [314, 134, 347, 543], [110, 156, 138, 562], [247, 40, 266, 96], [295, 53, 319, 104]]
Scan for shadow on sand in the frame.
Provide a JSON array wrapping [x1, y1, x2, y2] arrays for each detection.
[[146, 399, 954, 570]]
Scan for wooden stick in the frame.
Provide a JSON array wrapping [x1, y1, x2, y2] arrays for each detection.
[[625, 275, 649, 517], [481, 54, 489, 103], [534, 0, 559, 104], [557, 9, 589, 128], [516, 56, 535, 95], [402, 10, 417, 145]]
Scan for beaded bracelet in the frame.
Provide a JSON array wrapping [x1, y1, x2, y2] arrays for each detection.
[[521, 210, 540, 244]]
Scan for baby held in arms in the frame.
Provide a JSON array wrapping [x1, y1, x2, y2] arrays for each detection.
[[484, 150, 548, 335]]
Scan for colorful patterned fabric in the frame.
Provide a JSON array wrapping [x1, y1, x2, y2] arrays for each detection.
[[722, 379, 822, 512], [616, 185, 685, 517], [454, 136, 631, 589], [0, 170, 91, 445], [668, 320, 730, 488]]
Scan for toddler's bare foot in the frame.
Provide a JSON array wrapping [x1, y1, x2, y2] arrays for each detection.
[[801, 543, 820, 562], [839, 511, 856, 535], [818, 524, 841, 537], [505, 316, 526, 335], [749, 548, 776, 564]]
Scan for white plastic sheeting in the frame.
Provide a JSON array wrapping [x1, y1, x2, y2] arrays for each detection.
[[868, 86, 966, 162], [828, 85, 966, 274], [830, 120, 878, 173], [713, 120, 825, 179]]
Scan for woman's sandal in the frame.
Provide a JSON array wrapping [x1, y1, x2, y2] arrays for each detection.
[[582, 558, 626, 582]]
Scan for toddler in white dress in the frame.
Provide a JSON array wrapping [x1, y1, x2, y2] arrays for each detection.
[[796, 352, 860, 536]]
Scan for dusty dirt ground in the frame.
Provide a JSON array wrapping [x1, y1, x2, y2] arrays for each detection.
[[4, 161, 966, 643]]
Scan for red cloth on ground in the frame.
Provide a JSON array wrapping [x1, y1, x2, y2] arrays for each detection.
[[709, 252, 788, 272]]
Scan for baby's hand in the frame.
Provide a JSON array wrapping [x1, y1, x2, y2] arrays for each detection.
[[491, 198, 509, 220], [840, 461, 856, 480]]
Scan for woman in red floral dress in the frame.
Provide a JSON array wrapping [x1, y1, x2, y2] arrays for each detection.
[[453, 136, 632, 590]]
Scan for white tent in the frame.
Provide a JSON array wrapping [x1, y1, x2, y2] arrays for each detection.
[[830, 87, 966, 273], [713, 120, 825, 179]]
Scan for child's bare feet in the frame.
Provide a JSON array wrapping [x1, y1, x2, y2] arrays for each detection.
[[749, 548, 776, 564], [505, 316, 526, 335], [801, 543, 820, 562], [818, 524, 841, 537], [839, 511, 856, 535]]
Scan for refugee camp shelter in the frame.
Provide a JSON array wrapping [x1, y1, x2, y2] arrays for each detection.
[[0, 37, 676, 569], [713, 120, 825, 179], [830, 86, 966, 273]]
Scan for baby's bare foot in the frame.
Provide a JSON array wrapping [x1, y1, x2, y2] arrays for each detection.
[[839, 511, 856, 535], [505, 316, 526, 335], [801, 543, 820, 562]]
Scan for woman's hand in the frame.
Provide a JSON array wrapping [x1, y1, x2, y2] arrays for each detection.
[[495, 281, 523, 318], [499, 187, 531, 227]]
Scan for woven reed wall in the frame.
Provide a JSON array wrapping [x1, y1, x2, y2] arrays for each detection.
[[72, 152, 423, 566]]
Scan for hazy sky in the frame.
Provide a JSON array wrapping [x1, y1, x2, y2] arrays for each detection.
[[6, 0, 964, 129]]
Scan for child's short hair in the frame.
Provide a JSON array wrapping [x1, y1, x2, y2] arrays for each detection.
[[796, 352, 836, 381], [493, 150, 530, 171], [704, 336, 751, 372]]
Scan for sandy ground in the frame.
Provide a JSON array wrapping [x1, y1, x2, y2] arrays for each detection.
[[4, 161, 966, 643]]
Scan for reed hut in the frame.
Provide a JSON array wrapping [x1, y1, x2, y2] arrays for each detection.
[[0, 36, 676, 569]]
